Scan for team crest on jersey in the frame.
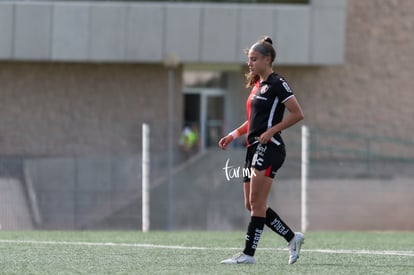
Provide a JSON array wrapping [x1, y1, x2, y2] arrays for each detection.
[[260, 84, 269, 94]]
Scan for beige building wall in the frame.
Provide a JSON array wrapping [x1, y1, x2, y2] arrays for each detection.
[[279, 0, 414, 140], [0, 0, 412, 157], [0, 62, 182, 156]]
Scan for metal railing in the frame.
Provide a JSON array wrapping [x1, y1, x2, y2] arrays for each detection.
[[308, 128, 414, 176]]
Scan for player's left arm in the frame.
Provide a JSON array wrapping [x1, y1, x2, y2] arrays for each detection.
[[258, 96, 304, 144]]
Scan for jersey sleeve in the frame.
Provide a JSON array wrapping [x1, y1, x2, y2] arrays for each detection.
[[276, 77, 295, 103]]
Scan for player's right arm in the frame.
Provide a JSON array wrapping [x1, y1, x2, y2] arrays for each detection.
[[218, 121, 248, 150]]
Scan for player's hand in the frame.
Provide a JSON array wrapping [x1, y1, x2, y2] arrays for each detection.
[[258, 130, 273, 144], [218, 135, 234, 150]]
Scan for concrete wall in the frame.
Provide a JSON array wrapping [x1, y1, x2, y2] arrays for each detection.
[[103, 149, 414, 231], [0, 61, 184, 229], [278, 0, 414, 141], [0, 1, 346, 65], [0, 62, 182, 156], [24, 156, 142, 229], [0, 178, 33, 230], [225, 0, 414, 144], [275, 177, 414, 231]]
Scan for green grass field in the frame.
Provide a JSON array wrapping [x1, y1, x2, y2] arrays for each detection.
[[0, 231, 413, 274]]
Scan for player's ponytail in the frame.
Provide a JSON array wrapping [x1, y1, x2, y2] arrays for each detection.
[[245, 72, 260, 88], [263, 36, 273, 45], [260, 36, 276, 63]]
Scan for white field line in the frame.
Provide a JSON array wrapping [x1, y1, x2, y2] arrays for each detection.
[[0, 239, 413, 257]]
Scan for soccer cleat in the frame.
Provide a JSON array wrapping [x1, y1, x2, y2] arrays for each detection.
[[220, 252, 256, 264], [288, 232, 305, 265]]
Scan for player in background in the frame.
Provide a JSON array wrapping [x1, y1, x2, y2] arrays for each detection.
[[218, 36, 305, 265]]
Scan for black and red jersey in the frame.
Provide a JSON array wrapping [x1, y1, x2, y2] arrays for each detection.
[[246, 72, 294, 146]]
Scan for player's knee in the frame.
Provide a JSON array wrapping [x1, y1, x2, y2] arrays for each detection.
[[250, 203, 266, 213], [250, 198, 266, 215]]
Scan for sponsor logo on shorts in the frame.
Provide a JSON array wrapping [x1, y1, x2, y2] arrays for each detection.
[[252, 144, 267, 167], [252, 153, 263, 167]]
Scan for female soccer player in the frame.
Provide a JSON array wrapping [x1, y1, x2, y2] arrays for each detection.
[[218, 36, 304, 265]]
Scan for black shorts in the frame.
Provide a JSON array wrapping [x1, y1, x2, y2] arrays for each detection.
[[243, 142, 286, 182]]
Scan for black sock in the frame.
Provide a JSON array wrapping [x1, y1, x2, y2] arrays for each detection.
[[265, 207, 295, 242], [243, 216, 265, 256]]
